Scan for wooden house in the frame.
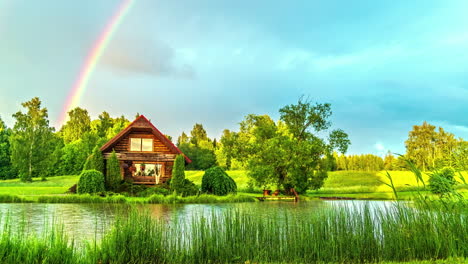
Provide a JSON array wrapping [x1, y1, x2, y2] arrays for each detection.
[[100, 115, 191, 185]]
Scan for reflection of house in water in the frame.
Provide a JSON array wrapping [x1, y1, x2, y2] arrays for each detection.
[[100, 115, 191, 185]]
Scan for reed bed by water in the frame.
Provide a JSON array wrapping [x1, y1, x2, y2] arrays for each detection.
[[0, 202, 466, 263], [0, 193, 256, 204]]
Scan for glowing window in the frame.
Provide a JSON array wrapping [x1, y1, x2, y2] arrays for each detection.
[[130, 138, 153, 152]]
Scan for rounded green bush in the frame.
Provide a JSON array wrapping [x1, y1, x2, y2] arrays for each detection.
[[428, 167, 457, 196], [77, 169, 105, 194], [201, 166, 237, 196]]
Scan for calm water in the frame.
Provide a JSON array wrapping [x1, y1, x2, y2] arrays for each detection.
[[0, 200, 395, 243]]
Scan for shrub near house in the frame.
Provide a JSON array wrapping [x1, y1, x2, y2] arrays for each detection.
[[77, 170, 105, 194], [201, 166, 237, 196]]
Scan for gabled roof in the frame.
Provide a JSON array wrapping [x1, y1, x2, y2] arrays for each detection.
[[100, 115, 191, 163]]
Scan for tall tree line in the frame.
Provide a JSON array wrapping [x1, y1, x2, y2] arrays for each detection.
[[405, 121, 463, 171], [0, 97, 130, 181]]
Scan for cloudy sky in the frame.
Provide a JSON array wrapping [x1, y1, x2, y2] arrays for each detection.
[[1, 0, 467, 155]]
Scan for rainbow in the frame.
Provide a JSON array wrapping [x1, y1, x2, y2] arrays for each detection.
[[58, 0, 135, 126]]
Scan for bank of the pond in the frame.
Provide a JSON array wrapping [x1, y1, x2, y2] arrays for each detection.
[[0, 202, 466, 264], [1, 172, 467, 202], [0, 193, 257, 204]]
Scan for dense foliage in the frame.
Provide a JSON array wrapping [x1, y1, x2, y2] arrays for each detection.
[[334, 153, 385, 171], [0, 117, 15, 179], [428, 167, 457, 196], [106, 150, 121, 191], [10, 97, 55, 181], [177, 124, 217, 170], [228, 98, 351, 193], [87, 146, 104, 174], [170, 155, 186, 193], [201, 166, 237, 195], [77, 170, 105, 194], [0, 202, 466, 263], [406, 122, 461, 170]]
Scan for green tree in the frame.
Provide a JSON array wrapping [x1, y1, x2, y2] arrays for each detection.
[[428, 167, 457, 197], [77, 170, 105, 194], [106, 150, 121, 191], [170, 155, 186, 193], [178, 124, 217, 170], [10, 97, 54, 181], [217, 129, 238, 170], [0, 117, 15, 179], [384, 151, 396, 170], [233, 98, 350, 193], [201, 166, 237, 195], [176, 132, 189, 147], [96, 111, 114, 138], [405, 122, 459, 170], [60, 107, 91, 143], [106, 115, 129, 139], [87, 146, 104, 173], [190, 123, 208, 145]]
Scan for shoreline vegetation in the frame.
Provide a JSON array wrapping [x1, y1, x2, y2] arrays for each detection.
[[0, 202, 466, 263], [0, 170, 466, 203]]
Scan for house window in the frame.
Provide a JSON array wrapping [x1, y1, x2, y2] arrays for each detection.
[[130, 138, 153, 152], [134, 163, 163, 184]]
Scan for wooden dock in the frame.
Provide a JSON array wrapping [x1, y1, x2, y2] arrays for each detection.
[[319, 196, 355, 200], [256, 196, 298, 202]]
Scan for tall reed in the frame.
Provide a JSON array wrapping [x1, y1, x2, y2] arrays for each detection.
[[0, 202, 466, 263]]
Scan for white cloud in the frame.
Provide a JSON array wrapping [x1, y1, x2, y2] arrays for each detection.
[[374, 142, 385, 152]]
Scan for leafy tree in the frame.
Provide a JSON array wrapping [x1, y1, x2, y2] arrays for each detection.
[[0, 117, 15, 179], [10, 97, 54, 181], [77, 170, 105, 194], [216, 129, 238, 170], [87, 146, 104, 173], [452, 141, 468, 171], [177, 124, 217, 170], [335, 154, 384, 171], [190, 123, 209, 145], [328, 129, 351, 154], [176, 132, 189, 147], [170, 155, 186, 193], [383, 151, 396, 171], [96, 111, 114, 138], [233, 98, 350, 193], [60, 107, 91, 143], [106, 150, 121, 191], [428, 167, 457, 197], [405, 122, 458, 171], [106, 115, 130, 139], [47, 138, 64, 176], [201, 166, 237, 195]]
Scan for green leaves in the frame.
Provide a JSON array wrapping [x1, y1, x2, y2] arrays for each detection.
[[201, 166, 237, 196], [106, 150, 121, 191], [10, 97, 55, 181], [76, 169, 105, 194]]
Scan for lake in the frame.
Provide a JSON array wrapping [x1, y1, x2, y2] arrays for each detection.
[[0, 200, 395, 243]]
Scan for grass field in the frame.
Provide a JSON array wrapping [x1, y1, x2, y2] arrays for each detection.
[[187, 170, 468, 200], [0, 171, 466, 200], [0, 175, 79, 196]]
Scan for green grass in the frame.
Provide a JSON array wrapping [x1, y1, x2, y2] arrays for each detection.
[[186, 170, 251, 189], [0, 171, 465, 202], [0, 202, 466, 263], [0, 175, 79, 196]]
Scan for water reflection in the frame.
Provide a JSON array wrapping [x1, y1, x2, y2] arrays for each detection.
[[0, 200, 396, 243]]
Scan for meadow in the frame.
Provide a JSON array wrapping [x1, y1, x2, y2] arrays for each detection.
[[0, 170, 466, 201], [0, 202, 466, 263]]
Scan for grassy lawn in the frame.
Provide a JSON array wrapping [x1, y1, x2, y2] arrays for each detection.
[[0, 171, 465, 200], [188, 170, 467, 200], [0, 175, 79, 196]]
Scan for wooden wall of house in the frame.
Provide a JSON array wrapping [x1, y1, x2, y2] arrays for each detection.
[[108, 131, 172, 154]]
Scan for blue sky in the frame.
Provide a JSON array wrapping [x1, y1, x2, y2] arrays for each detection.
[[1, 0, 467, 155]]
